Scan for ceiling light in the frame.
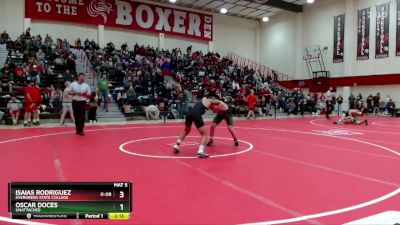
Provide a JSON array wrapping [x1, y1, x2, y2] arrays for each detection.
[[307, 0, 315, 3], [220, 8, 227, 14], [169, 0, 177, 3], [262, 17, 269, 22]]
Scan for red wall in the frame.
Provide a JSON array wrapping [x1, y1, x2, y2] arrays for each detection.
[[278, 74, 400, 92]]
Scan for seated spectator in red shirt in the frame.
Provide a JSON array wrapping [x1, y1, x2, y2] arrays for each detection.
[[14, 65, 26, 78]]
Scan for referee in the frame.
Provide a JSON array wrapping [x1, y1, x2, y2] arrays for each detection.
[[69, 73, 91, 136], [325, 87, 333, 119]]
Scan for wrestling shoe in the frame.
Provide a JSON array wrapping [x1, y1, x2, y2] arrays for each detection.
[[206, 139, 213, 146], [365, 120, 368, 126], [197, 152, 209, 158], [172, 145, 180, 153], [234, 139, 239, 146]]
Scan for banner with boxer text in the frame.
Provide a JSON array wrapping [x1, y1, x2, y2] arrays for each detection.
[[25, 0, 213, 41]]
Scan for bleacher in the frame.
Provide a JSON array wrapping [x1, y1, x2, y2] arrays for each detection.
[[0, 35, 76, 124], [86, 44, 289, 121]]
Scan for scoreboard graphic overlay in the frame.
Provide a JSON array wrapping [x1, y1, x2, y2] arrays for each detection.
[[8, 182, 132, 220]]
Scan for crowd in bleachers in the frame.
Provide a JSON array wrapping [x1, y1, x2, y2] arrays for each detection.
[[83, 41, 287, 119], [0, 28, 77, 125], [0, 28, 398, 125]]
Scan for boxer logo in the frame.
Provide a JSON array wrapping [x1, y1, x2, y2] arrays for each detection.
[[87, 0, 113, 23]]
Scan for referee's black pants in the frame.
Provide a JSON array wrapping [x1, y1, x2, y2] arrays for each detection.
[[326, 100, 333, 118], [72, 100, 87, 134]]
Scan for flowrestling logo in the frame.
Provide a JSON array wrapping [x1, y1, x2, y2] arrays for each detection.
[[87, 0, 113, 24], [312, 130, 364, 136]]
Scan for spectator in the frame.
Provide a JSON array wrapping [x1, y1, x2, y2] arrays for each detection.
[[117, 91, 127, 109], [272, 70, 278, 82], [55, 55, 66, 67], [25, 28, 31, 38], [36, 49, 45, 64], [126, 85, 136, 106], [14, 64, 27, 83], [30, 65, 42, 85], [349, 93, 355, 109], [90, 39, 97, 50], [325, 87, 333, 119], [66, 55, 76, 72], [366, 94, 373, 114], [385, 95, 391, 105], [60, 81, 75, 126], [24, 80, 41, 127], [97, 75, 109, 111], [121, 42, 128, 51], [386, 99, 396, 117], [1, 30, 9, 40], [0, 63, 13, 94], [385, 95, 392, 115], [88, 92, 98, 123], [44, 34, 53, 47], [75, 38, 82, 49], [259, 95, 269, 117], [50, 86, 63, 114], [84, 38, 90, 50], [337, 94, 343, 115], [356, 93, 363, 102], [161, 58, 172, 76], [145, 104, 160, 120], [63, 69, 73, 82], [246, 89, 257, 119], [373, 92, 380, 116], [7, 95, 22, 125]]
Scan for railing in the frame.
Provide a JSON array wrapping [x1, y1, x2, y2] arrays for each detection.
[[71, 48, 96, 85], [227, 52, 293, 81]]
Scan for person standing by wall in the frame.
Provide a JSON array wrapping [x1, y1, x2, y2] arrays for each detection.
[[69, 73, 91, 136], [373, 92, 380, 116], [349, 93, 355, 110], [325, 87, 333, 119], [337, 94, 343, 115]]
